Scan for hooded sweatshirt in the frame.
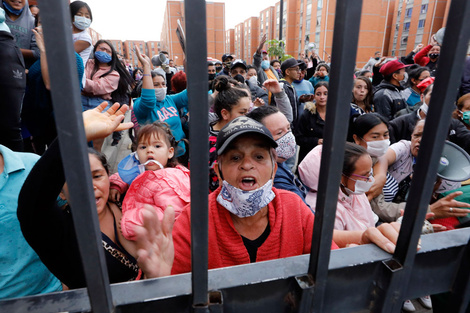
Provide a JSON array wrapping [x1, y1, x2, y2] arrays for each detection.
[[1, 0, 39, 62], [298, 145, 378, 231]]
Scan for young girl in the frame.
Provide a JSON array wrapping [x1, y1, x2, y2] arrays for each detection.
[[208, 76, 251, 192], [295, 81, 328, 165], [110, 122, 190, 241], [70, 1, 93, 67], [308, 63, 330, 88], [350, 76, 374, 114]]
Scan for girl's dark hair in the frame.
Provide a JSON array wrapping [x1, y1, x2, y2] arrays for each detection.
[[316, 63, 330, 73], [270, 59, 280, 66], [246, 105, 279, 123], [343, 142, 368, 176], [314, 81, 329, 92], [132, 67, 143, 81], [213, 76, 250, 121], [356, 69, 372, 77], [87, 148, 109, 175], [407, 66, 430, 88], [70, 1, 93, 22], [349, 113, 389, 141], [351, 76, 374, 112], [135, 122, 178, 168], [91, 40, 133, 102]]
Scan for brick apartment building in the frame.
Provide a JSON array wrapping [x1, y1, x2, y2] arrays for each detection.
[[160, 0, 225, 65]]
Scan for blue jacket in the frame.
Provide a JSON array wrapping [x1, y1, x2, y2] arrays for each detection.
[[274, 162, 310, 209], [134, 88, 189, 156]]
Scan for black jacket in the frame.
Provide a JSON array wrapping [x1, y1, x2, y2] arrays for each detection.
[[389, 111, 470, 154], [373, 80, 406, 121], [279, 79, 300, 131], [294, 102, 325, 165]]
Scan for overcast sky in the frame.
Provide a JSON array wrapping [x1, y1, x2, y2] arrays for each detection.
[[81, 0, 278, 42]]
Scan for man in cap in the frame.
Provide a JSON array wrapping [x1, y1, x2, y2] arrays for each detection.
[[217, 53, 234, 77], [292, 59, 315, 118], [229, 59, 268, 105], [373, 59, 410, 121], [279, 58, 303, 131]]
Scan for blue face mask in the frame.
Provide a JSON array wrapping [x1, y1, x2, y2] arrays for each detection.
[[3, 1, 24, 15], [261, 60, 270, 70], [460, 110, 470, 125], [95, 51, 112, 64]]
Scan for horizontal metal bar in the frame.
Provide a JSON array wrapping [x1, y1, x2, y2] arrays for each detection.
[[2, 228, 468, 313]]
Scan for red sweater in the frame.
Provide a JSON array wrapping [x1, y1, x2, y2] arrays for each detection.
[[172, 187, 338, 274], [414, 44, 433, 67]]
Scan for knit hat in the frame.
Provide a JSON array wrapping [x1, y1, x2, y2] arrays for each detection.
[[216, 116, 277, 155]]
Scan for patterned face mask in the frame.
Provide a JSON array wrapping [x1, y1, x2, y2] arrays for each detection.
[[275, 131, 296, 160], [217, 179, 275, 218]]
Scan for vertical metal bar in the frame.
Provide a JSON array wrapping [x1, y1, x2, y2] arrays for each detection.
[[373, 0, 470, 311], [40, 1, 113, 312], [279, 0, 284, 40], [184, 0, 210, 309], [303, 0, 363, 312]]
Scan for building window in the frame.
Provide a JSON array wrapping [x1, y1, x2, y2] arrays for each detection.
[[317, 16, 321, 26], [421, 4, 428, 14], [405, 8, 412, 18], [404, 22, 410, 32], [318, 0, 323, 9], [306, 3, 312, 15], [401, 36, 408, 45], [266, 11, 269, 18], [418, 19, 425, 28]]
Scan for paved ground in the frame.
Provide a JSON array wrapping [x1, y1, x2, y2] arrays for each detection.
[[102, 111, 133, 174]]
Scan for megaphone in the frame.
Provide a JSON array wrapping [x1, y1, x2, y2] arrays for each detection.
[[151, 52, 168, 67], [434, 27, 445, 46], [437, 140, 470, 182]]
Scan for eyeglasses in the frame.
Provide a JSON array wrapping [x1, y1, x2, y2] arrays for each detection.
[[289, 67, 301, 72], [344, 170, 374, 182]]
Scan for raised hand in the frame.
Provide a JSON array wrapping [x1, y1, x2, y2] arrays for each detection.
[[135, 45, 151, 68], [263, 79, 282, 93], [429, 191, 470, 219], [83, 102, 133, 142], [133, 205, 175, 279]]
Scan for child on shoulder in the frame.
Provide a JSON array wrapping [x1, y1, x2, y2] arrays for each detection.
[[109, 122, 190, 241]]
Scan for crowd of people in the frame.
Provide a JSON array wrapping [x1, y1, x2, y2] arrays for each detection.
[[1, 1, 470, 311]]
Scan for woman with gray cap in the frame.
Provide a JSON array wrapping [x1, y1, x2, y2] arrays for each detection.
[[135, 117, 400, 276]]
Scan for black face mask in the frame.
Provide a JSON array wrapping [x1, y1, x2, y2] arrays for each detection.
[[429, 53, 440, 59], [375, 57, 380, 60], [216, 66, 223, 72], [208, 73, 216, 80], [233, 74, 245, 84]]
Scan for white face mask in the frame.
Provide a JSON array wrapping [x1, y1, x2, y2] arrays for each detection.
[[342, 175, 375, 195], [365, 139, 390, 157], [155, 87, 167, 101], [73, 15, 91, 30], [248, 76, 258, 86], [275, 131, 296, 160], [217, 179, 275, 217], [420, 101, 428, 116]]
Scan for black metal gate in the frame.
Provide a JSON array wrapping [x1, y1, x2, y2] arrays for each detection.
[[1, 0, 470, 312]]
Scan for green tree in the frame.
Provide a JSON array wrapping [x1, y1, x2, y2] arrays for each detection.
[[266, 39, 292, 61]]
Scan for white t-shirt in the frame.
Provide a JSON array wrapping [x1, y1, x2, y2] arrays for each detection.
[[389, 140, 460, 193], [72, 29, 93, 68]]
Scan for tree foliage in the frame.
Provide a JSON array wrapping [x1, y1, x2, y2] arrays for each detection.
[[266, 39, 293, 61]]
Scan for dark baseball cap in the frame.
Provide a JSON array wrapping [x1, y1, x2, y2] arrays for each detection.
[[230, 59, 247, 71], [216, 117, 277, 155], [281, 58, 303, 74], [222, 53, 234, 62]]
